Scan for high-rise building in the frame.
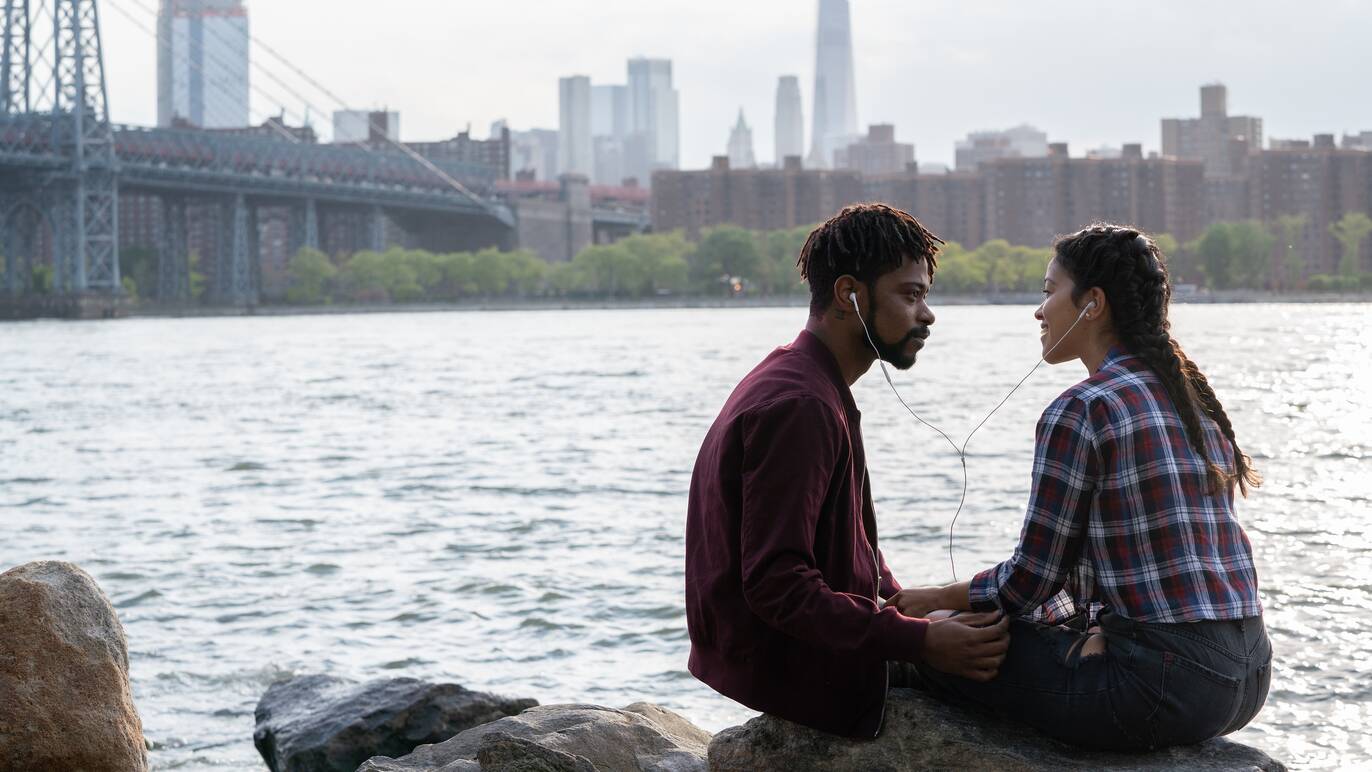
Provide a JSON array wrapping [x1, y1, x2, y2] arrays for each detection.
[[774, 75, 804, 166], [809, 0, 858, 168], [626, 57, 680, 178], [954, 124, 1049, 171], [508, 127, 560, 181], [835, 124, 913, 176], [1160, 83, 1263, 178], [591, 85, 630, 139], [157, 0, 250, 128], [590, 85, 631, 185], [559, 75, 593, 177], [728, 110, 756, 169], [332, 110, 399, 144]]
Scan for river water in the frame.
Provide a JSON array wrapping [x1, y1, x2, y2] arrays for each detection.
[[1, 304, 1368, 769]]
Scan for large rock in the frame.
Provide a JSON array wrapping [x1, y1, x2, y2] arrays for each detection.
[[253, 675, 538, 772], [0, 560, 149, 771], [357, 702, 711, 772], [708, 687, 1285, 771]]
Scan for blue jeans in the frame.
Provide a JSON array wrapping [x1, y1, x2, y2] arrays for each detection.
[[908, 611, 1272, 751]]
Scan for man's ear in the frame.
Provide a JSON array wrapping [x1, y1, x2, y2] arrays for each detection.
[[833, 275, 860, 314]]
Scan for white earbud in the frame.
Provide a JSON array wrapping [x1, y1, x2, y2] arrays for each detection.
[[1079, 299, 1097, 319], [848, 290, 858, 306]]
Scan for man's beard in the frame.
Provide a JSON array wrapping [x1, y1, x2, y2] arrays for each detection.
[[863, 297, 929, 371]]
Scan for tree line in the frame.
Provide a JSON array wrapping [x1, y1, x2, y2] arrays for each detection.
[[12, 211, 1372, 303]]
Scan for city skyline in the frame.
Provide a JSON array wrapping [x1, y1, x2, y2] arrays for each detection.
[[97, 1, 1372, 169]]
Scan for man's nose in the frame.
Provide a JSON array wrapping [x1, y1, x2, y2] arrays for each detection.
[[917, 301, 935, 326]]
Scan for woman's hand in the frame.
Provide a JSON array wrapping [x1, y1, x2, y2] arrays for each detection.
[[888, 581, 974, 618], [888, 587, 948, 619]]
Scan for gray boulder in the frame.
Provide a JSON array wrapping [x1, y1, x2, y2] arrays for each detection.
[[0, 561, 149, 772], [357, 702, 711, 772], [253, 674, 538, 772], [708, 687, 1285, 771]]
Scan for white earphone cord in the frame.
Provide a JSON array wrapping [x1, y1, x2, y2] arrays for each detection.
[[851, 295, 1094, 582]]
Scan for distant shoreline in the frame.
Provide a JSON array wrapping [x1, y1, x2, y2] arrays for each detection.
[[126, 290, 1369, 319], [2, 290, 1367, 322]]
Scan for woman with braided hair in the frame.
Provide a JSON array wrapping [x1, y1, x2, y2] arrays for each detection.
[[890, 223, 1272, 750]]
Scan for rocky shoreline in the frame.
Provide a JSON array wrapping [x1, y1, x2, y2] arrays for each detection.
[[1, 561, 1289, 771]]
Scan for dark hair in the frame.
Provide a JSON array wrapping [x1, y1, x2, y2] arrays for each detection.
[[796, 203, 943, 316], [1054, 222, 1260, 497]]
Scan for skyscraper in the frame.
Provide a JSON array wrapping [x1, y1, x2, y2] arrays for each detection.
[[774, 75, 804, 166], [559, 75, 593, 177], [626, 57, 680, 176], [157, 0, 250, 128], [809, 0, 858, 169], [590, 84, 630, 185], [591, 85, 630, 139], [728, 110, 756, 169]]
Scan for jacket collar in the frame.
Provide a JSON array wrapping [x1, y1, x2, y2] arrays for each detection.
[[790, 330, 861, 419]]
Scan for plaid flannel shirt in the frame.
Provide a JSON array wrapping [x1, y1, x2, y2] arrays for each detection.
[[970, 346, 1262, 624]]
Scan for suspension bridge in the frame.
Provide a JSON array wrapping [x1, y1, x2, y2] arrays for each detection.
[[1, 0, 628, 314]]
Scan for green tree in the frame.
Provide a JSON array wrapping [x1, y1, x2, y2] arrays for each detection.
[[546, 261, 584, 296], [622, 231, 693, 295], [973, 240, 1015, 292], [1330, 212, 1372, 278], [1270, 214, 1308, 290], [285, 247, 336, 304], [437, 251, 476, 299], [1228, 221, 1276, 288], [339, 249, 417, 302], [119, 246, 158, 303], [30, 264, 54, 295], [572, 243, 644, 296], [469, 248, 513, 296], [1153, 233, 1179, 259], [504, 249, 548, 296], [929, 242, 985, 293], [689, 226, 762, 294], [1195, 224, 1235, 289], [755, 225, 813, 295]]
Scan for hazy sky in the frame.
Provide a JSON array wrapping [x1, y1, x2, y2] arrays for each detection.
[[99, 0, 1372, 169]]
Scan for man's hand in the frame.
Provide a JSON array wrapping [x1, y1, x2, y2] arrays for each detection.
[[920, 611, 1010, 682], [889, 587, 945, 619]]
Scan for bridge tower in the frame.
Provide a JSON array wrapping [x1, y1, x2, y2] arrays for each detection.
[[1, 0, 119, 296]]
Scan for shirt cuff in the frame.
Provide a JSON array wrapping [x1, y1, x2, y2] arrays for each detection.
[[968, 566, 1003, 613], [876, 611, 929, 663]]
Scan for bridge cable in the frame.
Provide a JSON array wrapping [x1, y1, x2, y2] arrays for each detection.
[[123, 0, 485, 202]]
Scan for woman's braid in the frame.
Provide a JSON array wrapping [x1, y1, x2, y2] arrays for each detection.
[[1054, 224, 1260, 496]]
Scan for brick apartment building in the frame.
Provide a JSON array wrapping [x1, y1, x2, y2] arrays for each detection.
[[652, 144, 1205, 249]]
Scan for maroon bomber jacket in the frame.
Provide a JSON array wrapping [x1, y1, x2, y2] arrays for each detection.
[[684, 330, 929, 738]]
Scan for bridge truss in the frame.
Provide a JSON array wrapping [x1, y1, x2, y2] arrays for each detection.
[[1, 0, 119, 295]]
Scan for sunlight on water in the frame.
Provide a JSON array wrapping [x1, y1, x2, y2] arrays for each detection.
[[0, 304, 1367, 769]]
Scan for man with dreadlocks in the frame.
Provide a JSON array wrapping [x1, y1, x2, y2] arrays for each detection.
[[684, 203, 1010, 738]]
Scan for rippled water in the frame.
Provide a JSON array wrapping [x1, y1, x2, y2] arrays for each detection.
[[1, 305, 1368, 769]]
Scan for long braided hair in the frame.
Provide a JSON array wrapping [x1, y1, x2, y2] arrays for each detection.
[[1055, 223, 1261, 497]]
